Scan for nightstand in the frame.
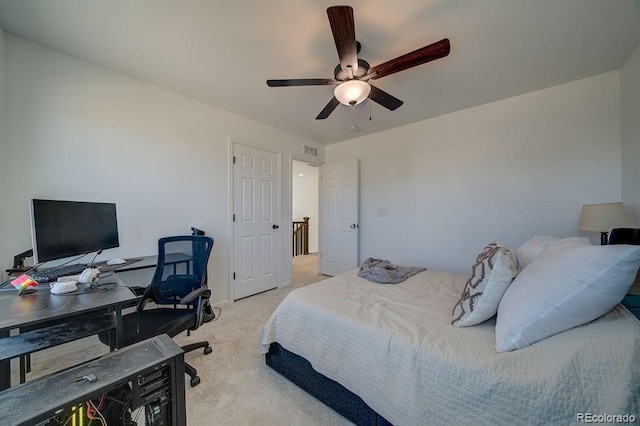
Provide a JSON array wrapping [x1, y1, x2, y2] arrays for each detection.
[[621, 294, 640, 320]]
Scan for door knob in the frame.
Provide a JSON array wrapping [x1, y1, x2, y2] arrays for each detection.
[[273, 224, 279, 229], [350, 224, 358, 229]]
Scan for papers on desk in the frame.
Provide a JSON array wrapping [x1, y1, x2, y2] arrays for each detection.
[[10, 274, 38, 294]]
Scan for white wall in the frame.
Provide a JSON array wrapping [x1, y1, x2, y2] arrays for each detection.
[[326, 71, 622, 274], [621, 43, 640, 223], [0, 34, 324, 303], [292, 160, 318, 253]]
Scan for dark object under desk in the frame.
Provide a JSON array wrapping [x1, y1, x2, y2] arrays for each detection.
[[0, 334, 186, 426]]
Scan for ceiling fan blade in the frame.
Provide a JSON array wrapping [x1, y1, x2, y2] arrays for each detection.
[[369, 85, 403, 111], [327, 6, 358, 73], [368, 38, 450, 80], [316, 97, 340, 120], [267, 78, 336, 87]]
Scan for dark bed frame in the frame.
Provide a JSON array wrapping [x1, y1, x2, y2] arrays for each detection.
[[266, 228, 640, 425], [266, 343, 392, 425]]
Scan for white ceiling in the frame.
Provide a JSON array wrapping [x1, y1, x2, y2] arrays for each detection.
[[0, 0, 639, 145]]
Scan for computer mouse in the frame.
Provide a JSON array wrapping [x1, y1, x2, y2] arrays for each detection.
[[50, 280, 78, 294], [107, 258, 127, 266]]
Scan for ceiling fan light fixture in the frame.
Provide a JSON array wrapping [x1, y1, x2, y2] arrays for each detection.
[[267, 6, 449, 119], [334, 80, 371, 106]]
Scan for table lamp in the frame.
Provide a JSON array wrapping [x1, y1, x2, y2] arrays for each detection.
[[577, 202, 633, 245]]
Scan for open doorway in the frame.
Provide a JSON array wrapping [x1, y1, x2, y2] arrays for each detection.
[[292, 160, 321, 287]]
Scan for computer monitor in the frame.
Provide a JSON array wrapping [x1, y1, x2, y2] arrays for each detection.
[[29, 199, 120, 264]]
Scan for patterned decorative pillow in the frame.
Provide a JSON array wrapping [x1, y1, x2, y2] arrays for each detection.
[[452, 242, 518, 327]]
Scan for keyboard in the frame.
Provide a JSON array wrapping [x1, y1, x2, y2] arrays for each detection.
[[30, 263, 88, 282]]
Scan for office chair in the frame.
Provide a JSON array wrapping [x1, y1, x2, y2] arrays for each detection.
[[99, 235, 216, 387]]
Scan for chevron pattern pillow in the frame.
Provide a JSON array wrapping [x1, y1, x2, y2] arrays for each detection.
[[452, 242, 518, 327]]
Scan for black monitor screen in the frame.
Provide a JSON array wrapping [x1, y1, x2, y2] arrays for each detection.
[[30, 199, 120, 263]]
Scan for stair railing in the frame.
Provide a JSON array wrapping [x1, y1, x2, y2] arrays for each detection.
[[292, 217, 310, 257]]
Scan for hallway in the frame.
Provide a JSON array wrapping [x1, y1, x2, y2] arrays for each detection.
[[291, 253, 325, 288]]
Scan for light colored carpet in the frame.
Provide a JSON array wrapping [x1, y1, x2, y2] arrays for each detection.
[[28, 254, 353, 425]]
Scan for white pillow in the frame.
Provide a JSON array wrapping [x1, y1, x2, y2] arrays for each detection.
[[495, 244, 640, 352], [452, 242, 518, 327], [516, 235, 591, 270], [548, 236, 592, 249]]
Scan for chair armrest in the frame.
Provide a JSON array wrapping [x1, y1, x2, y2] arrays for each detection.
[[136, 296, 154, 312], [129, 286, 147, 297], [180, 288, 211, 305], [135, 285, 154, 313]]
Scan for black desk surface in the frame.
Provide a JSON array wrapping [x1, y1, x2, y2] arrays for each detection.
[[0, 275, 136, 333], [96, 252, 192, 273]]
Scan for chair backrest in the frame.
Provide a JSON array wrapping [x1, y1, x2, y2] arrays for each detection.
[[609, 228, 640, 245], [149, 235, 214, 306]]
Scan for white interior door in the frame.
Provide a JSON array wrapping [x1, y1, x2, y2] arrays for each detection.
[[233, 143, 279, 300], [319, 159, 359, 276]]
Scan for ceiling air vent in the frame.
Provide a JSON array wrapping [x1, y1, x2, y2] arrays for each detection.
[[304, 145, 318, 157]]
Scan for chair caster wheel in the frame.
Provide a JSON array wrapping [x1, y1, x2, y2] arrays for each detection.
[[190, 376, 201, 387], [204, 346, 212, 355]]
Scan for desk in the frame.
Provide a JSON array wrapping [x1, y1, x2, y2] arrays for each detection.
[[0, 273, 137, 390], [5, 253, 191, 280], [98, 253, 193, 273], [94, 253, 193, 290]]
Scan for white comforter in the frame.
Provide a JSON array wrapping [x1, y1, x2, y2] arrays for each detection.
[[259, 269, 640, 425]]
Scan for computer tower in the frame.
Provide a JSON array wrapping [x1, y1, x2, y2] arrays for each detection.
[[0, 334, 186, 426]]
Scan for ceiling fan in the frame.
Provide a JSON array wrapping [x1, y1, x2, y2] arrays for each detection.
[[266, 5, 450, 120]]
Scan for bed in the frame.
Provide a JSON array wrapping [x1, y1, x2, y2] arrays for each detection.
[[259, 259, 640, 425]]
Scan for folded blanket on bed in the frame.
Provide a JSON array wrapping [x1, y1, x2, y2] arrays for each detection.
[[357, 257, 426, 284]]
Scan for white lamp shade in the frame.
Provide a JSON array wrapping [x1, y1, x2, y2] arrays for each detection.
[[577, 202, 633, 232], [334, 80, 371, 106]]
